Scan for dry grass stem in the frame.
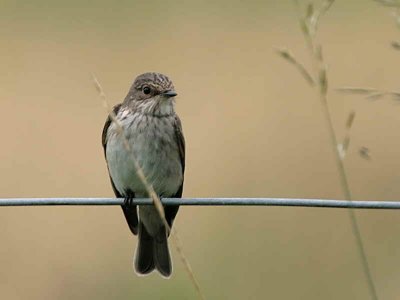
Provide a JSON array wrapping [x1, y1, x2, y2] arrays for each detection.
[[338, 111, 356, 159], [337, 87, 400, 102], [92, 74, 206, 300], [336, 87, 380, 94], [345, 110, 356, 129], [275, 47, 315, 86], [308, 0, 334, 37], [277, 1, 379, 299], [170, 227, 205, 299]]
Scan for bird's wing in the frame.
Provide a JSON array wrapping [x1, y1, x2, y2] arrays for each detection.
[[102, 103, 139, 235], [165, 114, 186, 228], [102, 103, 123, 198]]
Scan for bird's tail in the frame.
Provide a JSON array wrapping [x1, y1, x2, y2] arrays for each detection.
[[134, 223, 172, 278]]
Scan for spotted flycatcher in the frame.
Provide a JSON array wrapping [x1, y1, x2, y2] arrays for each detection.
[[102, 72, 185, 278]]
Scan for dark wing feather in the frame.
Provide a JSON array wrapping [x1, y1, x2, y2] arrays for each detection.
[[102, 104, 122, 155], [102, 103, 139, 235], [102, 103, 123, 198], [165, 114, 185, 229]]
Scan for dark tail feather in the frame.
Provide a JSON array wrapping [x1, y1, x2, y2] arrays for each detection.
[[153, 226, 172, 278], [121, 205, 138, 235], [134, 223, 155, 275]]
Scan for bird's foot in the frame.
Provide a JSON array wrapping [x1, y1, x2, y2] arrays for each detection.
[[123, 196, 135, 207]]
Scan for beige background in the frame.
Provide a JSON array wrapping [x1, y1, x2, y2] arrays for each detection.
[[1, 1, 400, 299]]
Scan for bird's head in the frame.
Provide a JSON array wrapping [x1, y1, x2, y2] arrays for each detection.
[[124, 72, 177, 116]]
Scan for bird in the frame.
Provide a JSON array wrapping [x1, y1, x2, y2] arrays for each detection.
[[102, 72, 185, 278]]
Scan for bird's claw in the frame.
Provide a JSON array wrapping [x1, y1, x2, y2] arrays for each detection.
[[123, 196, 134, 207]]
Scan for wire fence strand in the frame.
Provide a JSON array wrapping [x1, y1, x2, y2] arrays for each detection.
[[2, 197, 400, 209]]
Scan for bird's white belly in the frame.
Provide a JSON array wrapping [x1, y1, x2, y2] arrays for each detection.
[[106, 113, 182, 198]]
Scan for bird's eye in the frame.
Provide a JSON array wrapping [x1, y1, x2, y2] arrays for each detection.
[[143, 86, 151, 95]]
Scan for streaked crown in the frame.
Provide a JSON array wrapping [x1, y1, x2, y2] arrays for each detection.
[[124, 72, 176, 103], [133, 72, 174, 92]]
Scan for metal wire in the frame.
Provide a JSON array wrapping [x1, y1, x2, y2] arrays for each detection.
[[1, 197, 400, 209]]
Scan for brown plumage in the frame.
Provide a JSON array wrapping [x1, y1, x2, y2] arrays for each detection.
[[102, 72, 185, 277]]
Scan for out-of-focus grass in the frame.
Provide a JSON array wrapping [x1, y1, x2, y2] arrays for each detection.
[[278, 1, 378, 299]]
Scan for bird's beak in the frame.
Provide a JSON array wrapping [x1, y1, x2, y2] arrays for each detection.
[[163, 90, 177, 97]]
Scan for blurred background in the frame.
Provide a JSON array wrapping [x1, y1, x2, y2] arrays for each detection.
[[1, 0, 400, 299]]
